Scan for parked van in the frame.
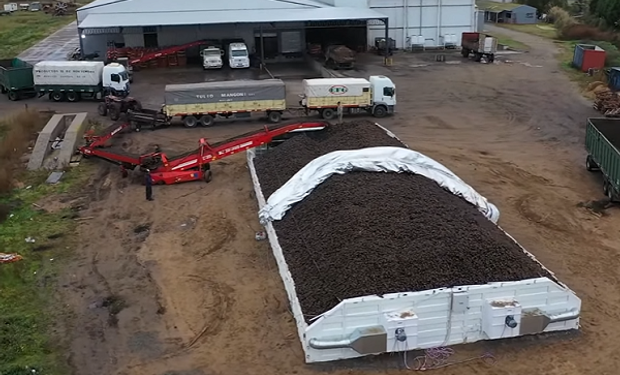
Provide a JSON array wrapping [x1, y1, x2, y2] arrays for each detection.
[[228, 43, 250, 69]]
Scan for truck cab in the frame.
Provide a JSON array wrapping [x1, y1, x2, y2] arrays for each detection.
[[201, 46, 224, 69], [369, 75, 396, 115], [228, 43, 250, 69], [102, 63, 131, 97]]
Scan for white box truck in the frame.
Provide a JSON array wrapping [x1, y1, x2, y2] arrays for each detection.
[[33, 61, 130, 102], [299, 76, 396, 119]]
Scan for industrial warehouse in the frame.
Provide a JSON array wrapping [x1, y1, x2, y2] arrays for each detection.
[[76, 0, 480, 63]]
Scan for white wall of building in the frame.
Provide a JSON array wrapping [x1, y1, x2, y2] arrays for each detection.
[[317, 0, 475, 49], [368, 0, 475, 48]]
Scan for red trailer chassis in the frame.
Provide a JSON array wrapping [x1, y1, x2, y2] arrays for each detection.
[[78, 121, 328, 185]]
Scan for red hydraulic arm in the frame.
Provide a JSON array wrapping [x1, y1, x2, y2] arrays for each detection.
[[78, 121, 328, 186], [149, 122, 328, 185], [129, 40, 209, 65]]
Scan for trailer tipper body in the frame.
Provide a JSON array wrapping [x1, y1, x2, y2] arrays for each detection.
[[0, 58, 35, 101]]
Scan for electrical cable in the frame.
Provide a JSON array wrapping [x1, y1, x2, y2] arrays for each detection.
[[403, 346, 495, 371]]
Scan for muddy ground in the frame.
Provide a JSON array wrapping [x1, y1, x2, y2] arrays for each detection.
[[2, 26, 619, 375]]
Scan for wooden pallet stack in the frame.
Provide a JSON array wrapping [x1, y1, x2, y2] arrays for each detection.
[[594, 91, 620, 117]]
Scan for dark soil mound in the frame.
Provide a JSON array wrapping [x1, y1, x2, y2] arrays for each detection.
[[254, 120, 404, 197], [253, 121, 551, 322]]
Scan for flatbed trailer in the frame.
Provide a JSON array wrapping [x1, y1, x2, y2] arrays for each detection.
[[585, 117, 620, 201]]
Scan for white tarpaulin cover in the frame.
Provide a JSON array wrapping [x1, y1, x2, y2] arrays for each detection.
[[258, 146, 500, 225]]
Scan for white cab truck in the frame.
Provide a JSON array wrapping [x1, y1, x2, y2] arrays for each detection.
[[34, 61, 130, 102], [228, 43, 250, 69], [201, 46, 224, 69], [300, 76, 396, 119]]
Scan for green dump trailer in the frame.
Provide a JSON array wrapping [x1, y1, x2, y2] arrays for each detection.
[[0, 58, 35, 101], [585, 117, 620, 201]]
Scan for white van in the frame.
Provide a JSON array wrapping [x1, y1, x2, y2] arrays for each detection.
[[228, 43, 250, 69]]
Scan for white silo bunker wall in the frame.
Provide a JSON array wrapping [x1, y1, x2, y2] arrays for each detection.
[[246, 124, 581, 364]]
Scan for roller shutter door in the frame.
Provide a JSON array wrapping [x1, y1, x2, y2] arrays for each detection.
[[280, 30, 302, 53]]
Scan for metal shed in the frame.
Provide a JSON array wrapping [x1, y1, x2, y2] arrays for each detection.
[[476, 1, 537, 25], [76, 0, 390, 63]]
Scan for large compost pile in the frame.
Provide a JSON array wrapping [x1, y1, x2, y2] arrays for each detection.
[[253, 121, 552, 321]]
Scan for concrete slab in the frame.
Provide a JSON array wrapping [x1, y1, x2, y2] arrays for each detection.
[[58, 112, 88, 166], [28, 112, 86, 170], [260, 62, 318, 80], [28, 114, 69, 170], [19, 21, 80, 64]]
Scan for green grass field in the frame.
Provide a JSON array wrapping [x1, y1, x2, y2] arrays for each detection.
[[0, 110, 92, 375], [0, 169, 88, 375], [0, 11, 75, 59]]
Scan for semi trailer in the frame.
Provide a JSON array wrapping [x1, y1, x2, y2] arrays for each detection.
[[585, 117, 620, 202], [102, 76, 396, 128], [0, 59, 130, 101]]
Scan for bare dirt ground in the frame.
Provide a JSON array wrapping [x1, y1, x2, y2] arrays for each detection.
[[6, 27, 620, 375]]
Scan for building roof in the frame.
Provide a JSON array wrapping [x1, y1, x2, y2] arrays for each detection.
[[78, 0, 387, 28], [476, 1, 535, 12]]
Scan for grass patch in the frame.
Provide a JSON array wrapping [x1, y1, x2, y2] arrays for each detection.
[[0, 11, 75, 58], [497, 23, 559, 40], [0, 110, 53, 194], [0, 167, 89, 375], [0, 108, 92, 374]]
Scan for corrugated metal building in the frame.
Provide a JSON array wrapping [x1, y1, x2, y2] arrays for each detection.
[[76, 0, 388, 61], [76, 0, 480, 59], [476, 1, 537, 24]]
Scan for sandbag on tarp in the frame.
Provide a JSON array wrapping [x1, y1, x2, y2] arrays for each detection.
[[258, 146, 500, 225]]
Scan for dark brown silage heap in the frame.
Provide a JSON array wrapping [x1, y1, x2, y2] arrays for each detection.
[[253, 121, 551, 322]]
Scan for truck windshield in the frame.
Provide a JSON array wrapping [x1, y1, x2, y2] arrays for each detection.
[[120, 71, 129, 80], [231, 50, 247, 57], [383, 87, 395, 97], [205, 50, 220, 56]]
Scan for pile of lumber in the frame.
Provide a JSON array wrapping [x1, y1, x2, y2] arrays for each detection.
[[594, 91, 620, 117]]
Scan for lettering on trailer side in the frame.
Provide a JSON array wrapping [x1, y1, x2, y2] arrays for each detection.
[[218, 141, 254, 155], [195, 92, 251, 99]]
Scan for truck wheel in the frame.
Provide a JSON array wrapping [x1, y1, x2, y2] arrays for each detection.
[[461, 48, 470, 58], [98, 103, 108, 116], [204, 170, 213, 183], [66, 92, 80, 102], [51, 91, 65, 102], [586, 155, 598, 171], [7, 91, 18, 101], [322, 108, 335, 120], [474, 53, 482, 63], [373, 106, 387, 118], [199, 115, 214, 127], [487, 54, 495, 63], [268, 111, 282, 123], [604, 182, 617, 202], [183, 115, 198, 128], [109, 104, 121, 121]]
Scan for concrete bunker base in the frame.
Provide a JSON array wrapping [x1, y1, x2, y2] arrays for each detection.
[[27, 112, 88, 171]]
